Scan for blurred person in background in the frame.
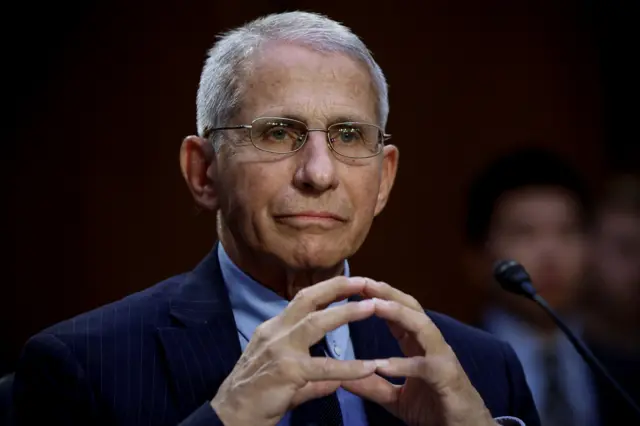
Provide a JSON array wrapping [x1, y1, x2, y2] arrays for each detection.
[[464, 148, 599, 426], [578, 174, 640, 421], [583, 174, 640, 354]]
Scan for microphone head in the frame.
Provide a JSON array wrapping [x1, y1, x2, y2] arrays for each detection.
[[492, 260, 537, 298]]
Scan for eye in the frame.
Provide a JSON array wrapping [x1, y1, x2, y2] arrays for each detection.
[[333, 126, 362, 144], [260, 123, 300, 143], [267, 127, 289, 141]]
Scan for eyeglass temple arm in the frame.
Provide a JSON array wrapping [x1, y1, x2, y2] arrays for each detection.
[[202, 125, 252, 139]]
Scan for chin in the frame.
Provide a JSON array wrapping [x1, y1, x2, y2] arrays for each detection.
[[288, 253, 344, 271], [274, 235, 353, 271]]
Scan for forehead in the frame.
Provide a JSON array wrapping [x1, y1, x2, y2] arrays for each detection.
[[239, 42, 378, 124], [494, 187, 581, 225]]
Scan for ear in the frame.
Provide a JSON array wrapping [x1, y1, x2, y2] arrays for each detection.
[[374, 144, 399, 216], [180, 135, 219, 211]]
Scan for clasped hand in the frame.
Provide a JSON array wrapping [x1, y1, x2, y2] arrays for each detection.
[[211, 277, 496, 426]]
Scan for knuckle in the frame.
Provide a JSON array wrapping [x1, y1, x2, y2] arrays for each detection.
[[276, 356, 295, 374], [276, 357, 304, 384], [304, 311, 323, 333], [253, 321, 272, 343], [264, 344, 277, 360], [407, 295, 422, 310], [318, 356, 333, 376], [294, 287, 309, 301], [415, 357, 431, 377], [436, 350, 462, 380], [294, 287, 316, 307]]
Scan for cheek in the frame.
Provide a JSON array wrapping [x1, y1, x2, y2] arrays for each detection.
[[345, 168, 382, 214], [562, 241, 586, 275], [219, 160, 280, 220]]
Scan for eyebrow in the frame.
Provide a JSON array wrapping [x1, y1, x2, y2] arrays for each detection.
[[331, 115, 371, 124], [265, 113, 375, 125]]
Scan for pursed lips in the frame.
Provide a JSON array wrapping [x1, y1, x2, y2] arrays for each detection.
[[274, 211, 347, 222]]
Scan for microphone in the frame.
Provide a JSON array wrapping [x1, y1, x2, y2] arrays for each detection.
[[493, 260, 640, 418]]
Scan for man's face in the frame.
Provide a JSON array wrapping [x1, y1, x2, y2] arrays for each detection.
[[213, 42, 397, 270], [486, 187, 586, 311]]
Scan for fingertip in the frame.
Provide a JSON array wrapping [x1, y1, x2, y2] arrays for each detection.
[[349, 276, 367, 287], [363, 360, 378, 370], [366, 279, 382, 288], [374, 359, 390, 368], [358, 298, 375, 310], [373, 298, 392, 309]]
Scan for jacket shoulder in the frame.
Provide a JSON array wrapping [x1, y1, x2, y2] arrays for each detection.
[[37, 273, 188, 346]]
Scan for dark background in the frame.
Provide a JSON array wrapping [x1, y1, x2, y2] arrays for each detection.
[[3, 0, 638, 375]]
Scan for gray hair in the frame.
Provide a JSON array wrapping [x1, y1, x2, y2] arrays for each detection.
[[196, 11, 389, 147]]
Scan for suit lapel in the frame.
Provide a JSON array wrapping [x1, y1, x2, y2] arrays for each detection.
[[157, 246, 241, 418], [349, 311, 407, 426], [157, 257, 412, 422]]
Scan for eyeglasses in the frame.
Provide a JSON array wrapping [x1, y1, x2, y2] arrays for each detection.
[[203, 117, 391, 159]]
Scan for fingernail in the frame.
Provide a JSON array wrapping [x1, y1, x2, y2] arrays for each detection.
[[363, 360, 378, 369], [374, 298, 390, 306], [350, 277, 366, 285], [375, 359, 389, 368], [359, 277, 379, 287], [359, 299, 375, 309]]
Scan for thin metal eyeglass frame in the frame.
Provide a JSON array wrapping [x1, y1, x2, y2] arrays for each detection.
[[202, 116, 392, 159]]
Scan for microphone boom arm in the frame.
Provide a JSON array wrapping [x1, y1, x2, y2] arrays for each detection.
[[532, 294, 640, 416], [493, 259, 640, 419]]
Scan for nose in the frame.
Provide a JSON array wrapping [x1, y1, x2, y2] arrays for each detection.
[[292, 131, 339, 193]]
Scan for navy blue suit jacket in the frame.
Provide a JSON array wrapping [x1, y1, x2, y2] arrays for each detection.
[[13, 248, 540, 425]]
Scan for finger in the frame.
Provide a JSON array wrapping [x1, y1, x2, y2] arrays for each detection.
[[373, 299, 446, 353], [293, 299, 377, 348], [300, 357, 379, 381], [363, 280, 423, 312], [361, 281, 422, 344], [383, 319, 426, 357], [291, 381, 341, 407], [373, 356, 462, 387], [371, 357, 426, 378], [285, 276, 367, 321], [341, 374, 401, 406]]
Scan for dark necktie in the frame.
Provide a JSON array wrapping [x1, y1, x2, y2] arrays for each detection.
[[541, 341, 576, 426], [290, 339, 344, 426]]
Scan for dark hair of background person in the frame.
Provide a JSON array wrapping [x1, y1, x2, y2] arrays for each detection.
[[465, 147, 593, 247]]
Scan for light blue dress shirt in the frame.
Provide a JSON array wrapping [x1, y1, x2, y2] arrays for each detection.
[[218, 244, 525, 426], [218, 244, 369, 426]]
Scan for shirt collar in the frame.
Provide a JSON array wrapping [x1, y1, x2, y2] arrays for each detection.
[[217, 243, 351, 346]]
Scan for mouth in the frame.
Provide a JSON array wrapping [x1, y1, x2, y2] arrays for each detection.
[[274, 211, 347, 228]]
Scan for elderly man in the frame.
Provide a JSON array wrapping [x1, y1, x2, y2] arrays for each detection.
[[13, 12, 539, 426]]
